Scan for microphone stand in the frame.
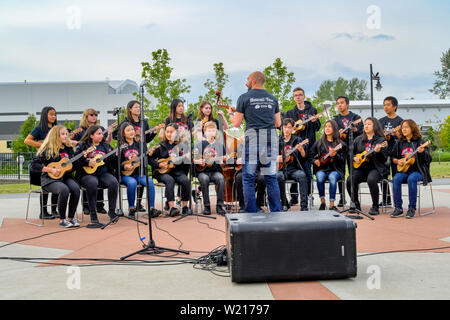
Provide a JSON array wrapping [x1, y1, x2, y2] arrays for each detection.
[[339, 122, 374, 220], [121, 84, 189, 259], [102, 107, 148, 229], [173, 112, 216, 222]]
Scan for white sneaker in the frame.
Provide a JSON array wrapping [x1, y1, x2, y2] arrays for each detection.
[[70, 218, 80, 227], [59, 219, 74, 228]]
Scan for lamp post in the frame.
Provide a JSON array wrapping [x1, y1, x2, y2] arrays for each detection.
[[370, 64, 382, 117]]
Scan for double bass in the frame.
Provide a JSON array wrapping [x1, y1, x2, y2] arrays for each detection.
[[215, 90, 242, 203]]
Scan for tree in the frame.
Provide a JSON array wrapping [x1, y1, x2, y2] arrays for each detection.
[[439, 115, 450, 150], [137, 49, 191, 127], [430, 49, 450, 99], [263, 58, 296, 112], [314, 77, 370, 101], [11, 114, 38, 153], [64, 120, 76, 131], [187, 62, 231, 116]]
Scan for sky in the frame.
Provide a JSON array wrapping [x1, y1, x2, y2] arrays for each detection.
[[1, 0, 449, 103]]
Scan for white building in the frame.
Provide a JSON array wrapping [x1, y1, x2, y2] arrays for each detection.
[[0, 79, 141, 151]]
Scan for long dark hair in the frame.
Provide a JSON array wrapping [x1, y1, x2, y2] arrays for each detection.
[[79, 125, 102, 146], [118, 122, 135, 145], [126, 100, 141, 122], [399, 119, 422, 141], [39, 106, 57, 133], [317, 120, 342, 152], [362, 117, 384, 141], [169, 99, 186, 123]]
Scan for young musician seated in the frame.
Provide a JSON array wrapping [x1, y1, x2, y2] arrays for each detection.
[[193, 121, 227, 215], [75, 126, 119, 224], [234, 144, 266, 213], [346, 117, 389, 215], [310, 120, 345, 211], [277, 118, 309, 212], [390, 120, 432, 219], [25, 106, 59, 219], [118, 123, 161, 218], [149, 123, 192, 217], [31, 125, 81, 228], [72, 108, 113, 215]]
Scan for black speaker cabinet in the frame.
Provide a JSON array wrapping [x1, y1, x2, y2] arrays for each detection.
[[226, 211, 357, 283]]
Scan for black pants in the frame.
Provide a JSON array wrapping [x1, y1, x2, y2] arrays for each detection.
[[82, 189, 105, 211], [381, 158, 396, 204], [43, 178, 80, 219], [41, 193, 59, 214], [198, 171, 225, 207], [156, 172, 191, 202], [235, 171, 266, 209], [346, 167, 382, 208], [80, 173, 118, 214]]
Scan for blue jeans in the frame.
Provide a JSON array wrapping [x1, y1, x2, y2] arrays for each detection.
[[242, 129, 282, 213], [393, 171, 423, 209], [121, 175, 155, 209], [316, 170, 341, 202]]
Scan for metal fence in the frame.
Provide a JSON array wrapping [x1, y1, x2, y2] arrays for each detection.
[[0, 152, 35, 180]]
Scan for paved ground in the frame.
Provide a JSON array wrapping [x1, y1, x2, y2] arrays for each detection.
[[0, 181, 449, 301]]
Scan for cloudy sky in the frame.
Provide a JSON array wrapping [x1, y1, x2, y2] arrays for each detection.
[[1, 0, 449, 103]]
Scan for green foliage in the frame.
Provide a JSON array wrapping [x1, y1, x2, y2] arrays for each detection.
[[136, 49, 191, 128], [439, 115, 450, 149], [430, 48, 450, 99], [263, 58, 296, 113], [10, 114, 38, 153], [314, 77, 370, 101], [64, 120, 76, 131]]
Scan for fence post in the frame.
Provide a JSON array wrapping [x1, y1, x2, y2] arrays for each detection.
[[18, 152, 21, 180]]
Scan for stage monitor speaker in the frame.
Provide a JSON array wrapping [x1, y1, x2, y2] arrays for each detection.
[[225, 210, 357, 283]]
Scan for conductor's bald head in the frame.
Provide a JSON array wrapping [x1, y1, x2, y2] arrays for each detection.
[[246, 71, 266, 90]]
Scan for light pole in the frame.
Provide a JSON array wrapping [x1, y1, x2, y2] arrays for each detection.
[[370, 64, 382, 117]]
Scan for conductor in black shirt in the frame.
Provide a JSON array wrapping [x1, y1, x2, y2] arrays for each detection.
[[229, 72, 282, 213]]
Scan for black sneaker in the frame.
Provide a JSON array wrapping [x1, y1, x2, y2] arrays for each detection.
[[108, 210, 118, 221], [97, 208, 107, 214], [319, 203, 326, 211], [337, 199, 346, 208], [329, 206, 339, 212], [182, 206, 192, 215], [39, 211, 55, 220], [150, 208, 162, 218], [282, 205, 289, 212], [216, 205, 226, 216], [136, 204, 146, 212], [82, 206, 90, 215], [164, 201, 170, 211], [168, 207, 180, 217], [90, 212, 99, 224], [128, 208, 137, 218], [289, 199, 298, 207], [203, 206, 211, 215], [406, 208, 416, 219], [390, 208, 404, 218], [300, 207, 309, 211], [51, 211, 59, 218], [369, 207, 380, 216]]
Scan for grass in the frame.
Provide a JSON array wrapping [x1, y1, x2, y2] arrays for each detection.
[[0, 162, 449, 195]]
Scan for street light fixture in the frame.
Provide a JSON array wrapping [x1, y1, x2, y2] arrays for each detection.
[[370, 64, 382, 117]]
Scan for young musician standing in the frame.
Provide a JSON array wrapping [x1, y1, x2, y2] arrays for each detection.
[[31, 126, 81, 227], [229, 71, 282, 213], [346, 117, 388, 215], [284, 87, 321, 206], [193, 121, 227, 215], [277, 118, 309, 212], [333, 96, 364, 207], [195, 101, 229, 141], [310, 120, 345, 211], [390, 120, 432, 219], [149, 123, 192, 217], [119, 123, 161, 218], [75, 126, 119, 224], [379, 96, 403, 206], [24, 106, 59, 219]]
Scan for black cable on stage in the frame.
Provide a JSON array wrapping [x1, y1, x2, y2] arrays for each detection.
[[357, 245, 450, 257]]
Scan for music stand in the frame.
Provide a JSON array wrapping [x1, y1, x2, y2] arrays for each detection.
[[120, 83, 189, 260]]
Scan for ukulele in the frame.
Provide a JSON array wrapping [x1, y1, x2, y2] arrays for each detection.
[[47, 146, 96, 179], [83, 145, 126, 174], [339, 118, 363, 140], [139, 123, 165, 137], [121, 145, 161, 176], [278, 139, 309, 171], [396, 140, 431, 173], [384, 125, 401, 140], [293, 113, 323, 134], [316, 143, 343, 167], [353, 141, 388, 169], [195, 152, 237, 172], [102, 122, 118, 135], [69, 127, 83, 139]]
